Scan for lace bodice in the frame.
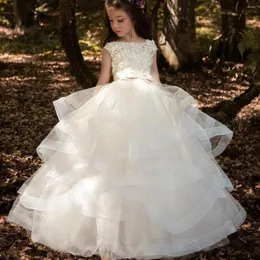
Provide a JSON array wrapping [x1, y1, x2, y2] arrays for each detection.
[[103, 39, 158, 80]]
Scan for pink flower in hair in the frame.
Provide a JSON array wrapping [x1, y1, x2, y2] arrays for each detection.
[[136, 0, 146, 9]]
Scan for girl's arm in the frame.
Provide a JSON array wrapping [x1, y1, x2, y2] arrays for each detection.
[[150, 53, 160, 83], [94, 49, 112, 94]]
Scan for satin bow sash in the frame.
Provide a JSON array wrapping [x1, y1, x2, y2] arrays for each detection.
[[114, 69, 153, 81]]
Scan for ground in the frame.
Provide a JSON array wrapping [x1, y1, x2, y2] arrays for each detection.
[[0, 6, 260, 260]]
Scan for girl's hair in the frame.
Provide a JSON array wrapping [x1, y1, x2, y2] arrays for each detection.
[[102, 0, 152, 46]]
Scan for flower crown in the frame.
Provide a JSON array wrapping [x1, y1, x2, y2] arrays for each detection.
[[123, 0, 146, 10]]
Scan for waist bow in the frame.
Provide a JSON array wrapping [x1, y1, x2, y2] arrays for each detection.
[[114, 69, 153, 81]]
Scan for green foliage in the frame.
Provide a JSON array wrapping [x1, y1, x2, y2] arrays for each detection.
[[0, 29, 61, 55], [0, 0, 9, 25], [196, 27, 219, 56], [196, 0, 221, 55], [76, 11, 105, 54], [196, 0, 221, 26], [238, 29, 260, 80]]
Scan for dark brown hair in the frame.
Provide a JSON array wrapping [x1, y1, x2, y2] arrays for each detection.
[[102, 0, 152, 46]]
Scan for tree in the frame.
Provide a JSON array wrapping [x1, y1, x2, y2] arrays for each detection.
[[205, 2, 259, 121], [59, 0, 97, 88], [77, 0, 104, 11], [37, 0, 59, 9], [202, 83, 259, 123], [159, 0, 198, 71], [13, 0, 37, 27], [209, 0, 247, 61]]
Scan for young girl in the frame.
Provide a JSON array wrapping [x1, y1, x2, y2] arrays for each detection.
[[8, 0, 246, 259]]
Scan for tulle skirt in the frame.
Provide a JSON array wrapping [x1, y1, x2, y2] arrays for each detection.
[[7, 78, 246, 259]]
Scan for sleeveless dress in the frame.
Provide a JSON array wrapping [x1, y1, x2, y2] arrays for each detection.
[[7, 39, 246, 259]]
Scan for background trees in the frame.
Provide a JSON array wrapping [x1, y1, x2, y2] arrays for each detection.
[[0, 0, 259, 118], [3, 0, 257, 117], [13, 0, 36, 27], [160, 0, 198, 71], [59, 0, 97, 86]]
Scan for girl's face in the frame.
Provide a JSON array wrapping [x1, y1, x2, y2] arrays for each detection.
[[106, 6, 134, 38]]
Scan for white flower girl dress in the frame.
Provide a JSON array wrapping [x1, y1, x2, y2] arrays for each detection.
[[8, 39, 246, 259]]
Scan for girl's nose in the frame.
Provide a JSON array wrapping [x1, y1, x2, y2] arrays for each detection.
[[112, 23, 118, 29]]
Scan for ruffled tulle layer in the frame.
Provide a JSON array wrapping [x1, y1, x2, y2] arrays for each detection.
[[7, 78, 246, 259]]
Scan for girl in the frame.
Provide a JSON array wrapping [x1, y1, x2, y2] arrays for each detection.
[[7, 0, 246, 259]]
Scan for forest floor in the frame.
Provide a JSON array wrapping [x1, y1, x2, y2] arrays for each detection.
[[0, 8, 260, 260]]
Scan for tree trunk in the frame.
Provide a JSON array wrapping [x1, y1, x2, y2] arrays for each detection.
[[152, 0, 163, 45], [209, 0, 247, 61], [202, 82, 259, 122], [59, 0, 97, 88], [160, 0, 198, 71], [77, 0, 104, 11], [151, 0, 169, 69], [13, 0, 36, 27], [38, 0, 60, 9]]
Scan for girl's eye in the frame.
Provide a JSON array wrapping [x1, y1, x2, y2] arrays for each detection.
[[109, 19, 124, 23]]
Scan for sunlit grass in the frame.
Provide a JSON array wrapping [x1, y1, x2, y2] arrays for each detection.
[[0, 40, 61, 55], [76, 10, 104, 56], [79, 39, 102, 56], [195, 1, 221, 55], [196, 26, 219, 55], [0, 28, 61, 55]]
